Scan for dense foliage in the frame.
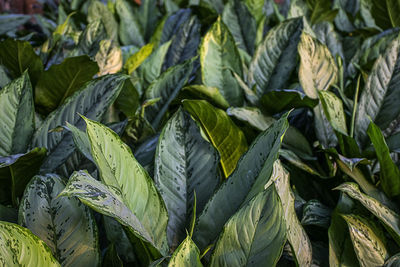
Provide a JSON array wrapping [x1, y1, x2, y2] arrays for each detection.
[[1, 0, 400, 266]]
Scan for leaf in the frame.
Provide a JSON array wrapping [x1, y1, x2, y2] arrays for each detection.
[[182, 100, 248, 178], [154, 109, 220, 248], [124, 43, 154, 75], [0, 39, 43, 86], [164, 16, 201, 69], [312, 21, 345, 64], [222, 0, 257, 55], [168, 236, 202, 267], [384, 253, 400, 266], [145, 59, 194, 129], [314, 103, 338, 148], [301, 199, 332, 228], [65, 122, 93, 163], [355, 37, 400, 146], [160, 9, 192, 44], [260, 89, 318, 114], [209, 186, 286, 266], [102, 244, 123, 267], [367, 121, 400, 197], [59, 171, 159, 253], [31, 74, 128, 173], [342, 214, 389, 267], [182, 85, 230, 109], [84, 117, 169, 255], [308, 0, 338, 25], [73, 19, 107, 58], [271, 161, 312, 267], [370, 0, 392, 29], [88, 0, 118, 42], [244, 0, 265, 22], [0, 221, 60, 266], [298, 32, 338, 99], [335, 182, 400, 245], [0, 148, 46, 207], [35, 56, 99, 113], [200, 17, 244, 106], [387, 0, 400, 27], [115, 79, 140, 118], [19, 174, 100, 267], [193, 113, 288, 250], [115, 0, 145, 47], [138, 41, 171, 85], [0, 72, 34, 156], [318, 91, 348, 135], [248, 18, 303, 97], [95, 40, 123, 76], [0, 14, 30, 35], [138, 0, 160, 41]]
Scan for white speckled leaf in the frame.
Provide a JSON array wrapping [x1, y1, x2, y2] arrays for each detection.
[[167, 236, 202, 267]]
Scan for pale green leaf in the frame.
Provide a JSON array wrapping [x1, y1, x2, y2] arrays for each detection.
[[318, 90, 348, 135], [124, 43, 154, 74], [115, 0, 145, 47], [168, 236, 202, 267]]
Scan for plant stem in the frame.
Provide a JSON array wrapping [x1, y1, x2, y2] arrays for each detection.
[[350, 75, 361, 138]]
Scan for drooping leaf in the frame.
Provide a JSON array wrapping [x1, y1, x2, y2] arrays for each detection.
[[31, 74, 128, 173], [182, 100, 248, 178], [84, 117, 169, 255], [335, 182, 400, 245], [210, 185, 286, 266], [0, 39, 43, 86], [154, 109, 220, 248], [355, 37, 400, 146], [249, 18, 303, 97], [200, 17, 243, 106], [0, 72, 34, 156], [95, 40, 123, 76], [168, 236, 202, 267], [193, 113, 288, 250], [222, 0, 256, 55], [88, 0, 118, 42], [145, 58, 194, 129], [0, 221, 60, 266], [59, 170, 161, 255], [367, 121, 400, 197], [35, 56, 99, 113], [0, 147, 46, 207], [164, 16, 201, 69], [115, 0, 145, 47], [298, 32, 338, 99], [318, 90, 348, 135], [19, 174, 100, 267], [271, 161, 312, 267], [260, 89, 318, 114], [342, 214, 389, 267]]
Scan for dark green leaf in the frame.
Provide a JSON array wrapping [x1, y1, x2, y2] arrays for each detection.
[[0, 72, 34, 156], [387, 0, 400, 27], [31, 74, 128, 173], [102, 244, 123, 267], [35, 56, 99, 113], [0, 15, 30, 35], [260, 89, 318, 114], [154, 109, 220, 248], [370, 0, 392, 29], [301, 199, 332, 228], [19, 174, 100, 266]]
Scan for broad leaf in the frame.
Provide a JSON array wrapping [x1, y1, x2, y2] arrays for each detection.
[[369, 0, 392, 29], [84, 117, 169, 255], [74, 20, 107, 58], [164, 16, 201, 69], [88, 0, 118, 42], [154, 109, 220, 248], [19, 174, 99, 266], [145, 59, 194, 129], [342, 214, 389, 267], [318, 90, 347, 135], [210, 185, 286, 266], [160, 9, 192, 45], [0, 148, 46, 207], [260, 89, 318, 114], [139, 41, 171, 86], [222, 0, 256, 55], [193, 113, 288, 249], [115, 0, 145, 47], [249, 18, 303, 97], [35, 56, 99, 113], [367, 121, 400, 197], [298, 32, 338, 99], [200, 17, 243, 106], [182, 100, 248, 178], [355, 37, 400, 146], [124, 43, 154, 75], [313, 21, 345, 64], [387, 0, 400, 27], [0, 221, 60, 266], [65, 122, 93, 163], [0, 72, 34, 156], [168, 236, 202, 267], [31, 74, 128, 173], [95, 40, 123, 76], [335, 182, 400, 245], [138, 0, 160, 41], [115, 79, 140, 118], [0, 39, 43, 85], [271, 161, 312, 267]]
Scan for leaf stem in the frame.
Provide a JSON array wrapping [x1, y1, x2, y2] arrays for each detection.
[[350, 75, 361, 138]]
